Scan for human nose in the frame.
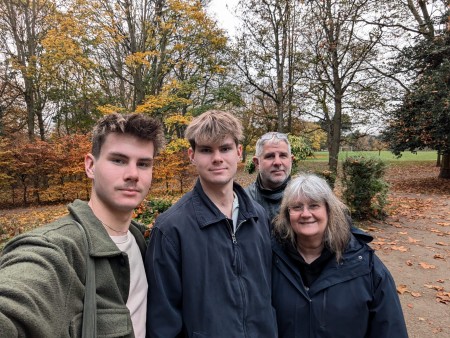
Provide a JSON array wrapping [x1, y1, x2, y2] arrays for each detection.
[[124, 163, 139, 181], [211, 150, 223, 162], [299, 207, 312, 217], [273, 155, 282, 166]]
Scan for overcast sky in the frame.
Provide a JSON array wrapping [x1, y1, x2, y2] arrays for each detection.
[[207, 0, 240, 36]]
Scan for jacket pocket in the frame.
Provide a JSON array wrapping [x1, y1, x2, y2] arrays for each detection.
[[70, 308, 133, 337]]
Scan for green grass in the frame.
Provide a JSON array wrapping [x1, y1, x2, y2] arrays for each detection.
[[307, 150, 437, 162]]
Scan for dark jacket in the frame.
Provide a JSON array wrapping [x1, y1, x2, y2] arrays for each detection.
[[272, 230, 408, 338], [245, 175, 290, 221], [145, 180, 278, 338], [0, 200, 146, 338]]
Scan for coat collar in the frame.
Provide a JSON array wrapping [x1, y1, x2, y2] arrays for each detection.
[[191, 179, 260, 229], [273, 234, 373, 296], [68, 199, 146, 258]]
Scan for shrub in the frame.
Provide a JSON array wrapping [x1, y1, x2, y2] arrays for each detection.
[[245, 158, 256, 174], [314, 170, 336, 190], [342, 156, 389, 220], [133, 197, 173, 227]]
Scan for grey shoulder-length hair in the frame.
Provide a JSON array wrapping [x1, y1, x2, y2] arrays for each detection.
[[273, 173, 351, 262]]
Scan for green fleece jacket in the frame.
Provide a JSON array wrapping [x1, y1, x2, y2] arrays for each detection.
[[0, 199, 147, 338]]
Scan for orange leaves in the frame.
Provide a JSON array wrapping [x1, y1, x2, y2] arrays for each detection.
[[397, 284, 421, 297], [419, 262, 436, 270], [436, 292, 450, 305], [398, 283, 450, 305], [391, 245, 408, 252], [0, 134, 91, 207], [0, 205, 68, 248], [424, 284, 444, 292]]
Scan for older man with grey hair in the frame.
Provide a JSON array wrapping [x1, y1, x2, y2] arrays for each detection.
[[245, 132, 294, 221]]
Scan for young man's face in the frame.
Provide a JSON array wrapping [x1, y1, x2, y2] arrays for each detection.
[[253, 140, 293, 190], [85, 133, 155, 215], [188, 136, 242, 189]]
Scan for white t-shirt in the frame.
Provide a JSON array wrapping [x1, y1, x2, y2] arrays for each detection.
[[111, 232, 147, 338]]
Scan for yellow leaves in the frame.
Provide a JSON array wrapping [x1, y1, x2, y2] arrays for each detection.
[[165, 138, 190, 154], [125, 51, 158, 68], [136, 81, 192, 114], [96, 105, 127, 115], [165, 115, 192, 128]]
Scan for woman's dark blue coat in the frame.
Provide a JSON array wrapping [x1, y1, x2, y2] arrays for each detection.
[[272, 230, 408, 338]]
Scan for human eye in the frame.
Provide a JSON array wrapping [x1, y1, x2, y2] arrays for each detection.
[[291, 205, 303, 212], [110, 157, 125, 165], [199, 147, 212, 153], [138, 160, 153, 168], [309, 203, 320, 210], [220, 146, 232, 152]]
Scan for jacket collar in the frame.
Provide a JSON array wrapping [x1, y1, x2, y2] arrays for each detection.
[[192, 179, 260, 229], [68, 199, 146, 257], [255, 174, 291, 201], [273, 234, 372, 296]]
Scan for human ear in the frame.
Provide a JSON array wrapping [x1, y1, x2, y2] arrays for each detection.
[[85, 153, 95, 178]]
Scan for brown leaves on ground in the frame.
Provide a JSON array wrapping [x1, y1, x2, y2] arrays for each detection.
[[0, 205, 68, 249]]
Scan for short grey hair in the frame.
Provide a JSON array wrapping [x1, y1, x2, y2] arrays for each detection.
[[255, 132, 291, 157]]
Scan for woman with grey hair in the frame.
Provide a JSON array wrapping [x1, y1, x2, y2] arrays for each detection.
[[272, 174, 408, 338]]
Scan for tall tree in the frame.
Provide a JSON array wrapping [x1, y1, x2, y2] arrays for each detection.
[[383, 12, 450, 179], [234, 0, 302, 132], [299, 0, 383, 175], [0, 0, 56, 140]]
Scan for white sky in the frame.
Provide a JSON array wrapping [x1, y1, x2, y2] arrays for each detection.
[[207, 0, 240, 36]]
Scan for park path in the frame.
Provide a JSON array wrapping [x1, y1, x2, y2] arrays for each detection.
[[362, 172, 450, 337]]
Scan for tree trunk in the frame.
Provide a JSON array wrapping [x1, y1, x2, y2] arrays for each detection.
[[436, 150, 441, 167], [438, 153, 450, 179]]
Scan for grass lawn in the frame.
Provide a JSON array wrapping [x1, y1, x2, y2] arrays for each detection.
[[307, 150, 437, 162]]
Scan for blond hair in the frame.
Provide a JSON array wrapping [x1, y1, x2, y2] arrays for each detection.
[[184, 110, 243, 150]]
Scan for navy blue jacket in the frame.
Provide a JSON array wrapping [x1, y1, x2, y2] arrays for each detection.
[[145, 180, 278, 338], [272, 231, 408, 338]]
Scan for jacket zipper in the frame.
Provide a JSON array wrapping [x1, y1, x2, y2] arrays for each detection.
[[226, 218, 248, 337]]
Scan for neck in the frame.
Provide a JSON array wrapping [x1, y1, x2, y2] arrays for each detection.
[[88, 199, 132, 235], [296, 238, 324, 264], [200, 180, 235, 218]]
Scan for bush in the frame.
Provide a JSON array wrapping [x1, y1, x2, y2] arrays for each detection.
[[314, 170, 336, 190], [342, 156, 389, 220], [245, 158, 256, 174], [133, 197, 173, 227]]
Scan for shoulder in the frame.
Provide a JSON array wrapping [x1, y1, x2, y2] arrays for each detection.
[[1, 215, 87, 269], [244, 181, 256, 193], [153, 192, 193, 229]]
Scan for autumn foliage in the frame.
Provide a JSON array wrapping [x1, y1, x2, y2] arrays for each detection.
[[0, 134, 91, 207]]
